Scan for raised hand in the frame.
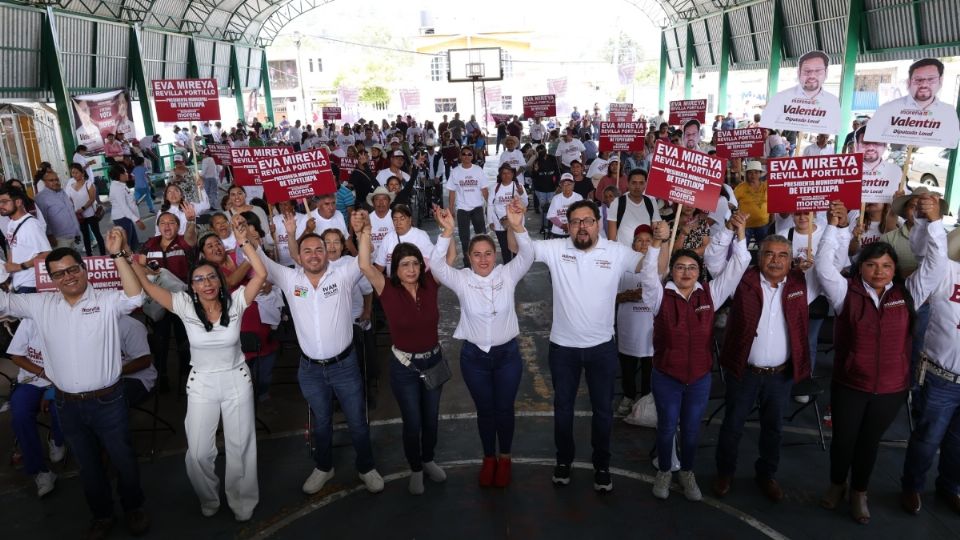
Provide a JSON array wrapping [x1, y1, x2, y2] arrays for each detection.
[[917, 194, 942, 221], [351, 208, 371, 234], [184, 203, 197, 222], [283, 213, 298, 238], [433, 205, 455, 232], [304, 217, 317, 233], [652, 221, 671, 241], [106, 227, 126, 254], [828, 201, 849, 227], [232, 215, 249, 244], [505, 197, 525, 231]]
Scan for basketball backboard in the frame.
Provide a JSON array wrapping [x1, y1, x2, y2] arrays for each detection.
[[447, 48, 503, 82]]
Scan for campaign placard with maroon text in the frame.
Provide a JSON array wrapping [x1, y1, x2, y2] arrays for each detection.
[[322, 107, 342, 120], [491, 113, 513, 124], [338, 157, 358, 182], [523, 95, 557, 118], [36, 256, 121, 292], [608, 103, 634, 122], [230, 146, 295, 187], [714, 128, 765, 159], [257, 148, 337, 203], [152, 79, 221, 122], [207, 143, 232, 166], [668, 99, 707, 126], [644, 141, 725, 212], [766, 154, 863, 213], [598, 121, 647, 152]]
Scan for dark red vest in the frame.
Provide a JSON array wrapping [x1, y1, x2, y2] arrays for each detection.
[[833, 280, 912, 394], [721, 268, 811, 382], [653, 283, 715, 384]]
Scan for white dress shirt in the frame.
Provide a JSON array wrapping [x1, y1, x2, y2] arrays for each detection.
[[746, 274, 791, 367], [903, 219, 957, 371], [816, 225, 892, 312], [110, 181, 141, 223]]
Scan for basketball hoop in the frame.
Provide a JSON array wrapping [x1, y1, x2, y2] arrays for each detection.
[[467, 63, 485, 79]]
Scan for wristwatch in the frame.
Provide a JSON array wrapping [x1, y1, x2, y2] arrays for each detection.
[[19, 262, 29, 271], [109, 249, 129, 259]]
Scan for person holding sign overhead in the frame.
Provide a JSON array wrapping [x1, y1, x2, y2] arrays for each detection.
[[760, 51, 841, 134]]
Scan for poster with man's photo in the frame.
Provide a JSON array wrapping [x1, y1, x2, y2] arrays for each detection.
[[71, 89, 136, 152], [760, 50, 841, 134]]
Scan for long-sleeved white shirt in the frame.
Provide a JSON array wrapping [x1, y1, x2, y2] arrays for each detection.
[[109, 180, 141, 223], [903, 219, 956, 372]]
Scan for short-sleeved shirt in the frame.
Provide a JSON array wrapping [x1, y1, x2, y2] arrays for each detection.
[[374, 227, 435, 276], [6, 214, 51, 289], [119, 316, 157, 391], [378, 272, 440, 353], [8, 319, 51, 388], [445, 165, 488, 211], [171, 287, 249, 372]]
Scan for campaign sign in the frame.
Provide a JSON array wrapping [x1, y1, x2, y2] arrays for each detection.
[[491, 113, 513, 124], [230, 146, 295, 186], [152, 79, 220, 122], [207, 143, 232, 166], [523, 95, 557, 118], [668, 99, 707, 126], [322, 107, 342, 120], [258, 148, 337, 203], [645, 141, 725, 212], [598, 121, 647, 152], [36, 256, 121, 292], [339, 157, 358, 182], [608, 103, 634, 122], [865, 98, 960, 149], [714, 128, 765, 159], [766, 154, 863, 213], [861, 159, 904, 204]]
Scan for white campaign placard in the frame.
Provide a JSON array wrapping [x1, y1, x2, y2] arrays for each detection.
[[760, 50, 841, 134]]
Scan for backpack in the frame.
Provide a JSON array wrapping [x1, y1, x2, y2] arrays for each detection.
[[615, 194, 655, 226]]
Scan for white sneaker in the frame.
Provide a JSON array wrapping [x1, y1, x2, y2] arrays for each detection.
[[794, 395, 811, 404], [302, 468, 335, 495], [422, 461, 447, 483], [615, 397, 635, 417], [678, 471, 703, 501], [359, 469, 385, 493], [48, 440, 66, 463], [35, 471, 56, 498], [652, 471, 671, 500], [408, 471, 425, 495]]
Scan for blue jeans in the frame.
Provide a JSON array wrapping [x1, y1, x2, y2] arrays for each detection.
[[808, 317, 825, 373], [12, 286, 36, 294], [716, 368, 793, 478], [122, 379, 150, 408], [910, 303, 932, 389], [250, 352, 276, 400], [113, 217, 140, 252], [902, 373, 960, 494], [652, 368, 712, 472], [535, 191, 555, 231], [389, 349, 444, 471], [298, 352, 374, 473], [10, 383, 64, 475], [134, 186, 155, 213], [548, 339, 618, 470], [54, 384, 144, 519], [460, 340, 523, 457], [203, 177, 219, 210]]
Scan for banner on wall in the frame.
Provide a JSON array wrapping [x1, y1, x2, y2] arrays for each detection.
[[152, 78, 221, 122], [766, 154, 863, 212], [70, 89, 137, 152], [759, 50, 841, 134], [618, 65, 636, 86]]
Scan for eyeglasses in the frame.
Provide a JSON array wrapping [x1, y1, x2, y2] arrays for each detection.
[[672, 264, 699, 273], [568, 217, 597, 228], [50, 264, 83, 280], [910, 76, 940, 86], [800, 69, 825, 77], [460, 152, 473, 157], [323, 240, 343, 246], [191, 273, 219, 284]]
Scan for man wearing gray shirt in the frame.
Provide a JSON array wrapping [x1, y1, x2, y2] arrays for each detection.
[[34, 169, 81, 249]]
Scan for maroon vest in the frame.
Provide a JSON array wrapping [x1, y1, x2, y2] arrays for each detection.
[[720, 268, 811, 382], [653, 283, 715, 384], [833, 280, 912, 394]]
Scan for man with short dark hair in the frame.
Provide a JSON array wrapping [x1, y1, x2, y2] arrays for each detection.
[[35, 170, 82, 249], [0, 186, 51, 293], [867, 57, 960, 148]]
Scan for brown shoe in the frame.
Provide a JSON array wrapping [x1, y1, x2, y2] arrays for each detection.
[[937, 489, 960, 515], [713, 475, 732, 497], [85, 518, 115, 540], [755, 476, 784, 502], [901, 490, 922, 515]]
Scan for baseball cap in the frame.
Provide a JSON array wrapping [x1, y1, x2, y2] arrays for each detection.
[[633, 224, 653, 238], [390, 137, 401, 144], [560, 173, 574, 183], [608, 154, 620, 162], [391, 150, 405, 158]]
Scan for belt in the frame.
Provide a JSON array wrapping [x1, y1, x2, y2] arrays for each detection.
[[57, 380, 121, 401], [922, 356, 960, 384], [395, 344, 441, 360], [303, 344, 354, 366], [746, 363, 789, 376]]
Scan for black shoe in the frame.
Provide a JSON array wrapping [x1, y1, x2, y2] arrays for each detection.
[[594, 469, 613, 492], [552, 464, 571, 486], [125, 508, 150, 536], [85, 518, 115, 540]]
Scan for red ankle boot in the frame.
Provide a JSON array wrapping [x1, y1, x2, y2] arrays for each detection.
[[479, 457, 497, 487], [494, 457, 512, 487]]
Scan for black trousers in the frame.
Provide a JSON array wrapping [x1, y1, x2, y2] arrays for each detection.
[[456, 207, 486, 268], [830, 383, 906, 491], [619, 353, 652, 399]]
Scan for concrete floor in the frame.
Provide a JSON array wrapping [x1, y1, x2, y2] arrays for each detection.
[[1, 158, 958, 539]]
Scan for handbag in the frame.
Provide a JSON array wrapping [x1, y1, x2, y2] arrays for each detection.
[[391, 345, 450, 390], [93, 205, 105, 221], [624, 393, 658, 428]]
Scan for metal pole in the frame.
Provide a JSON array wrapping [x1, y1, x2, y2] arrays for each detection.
[[718, 12, 732, 116], [294, 33, 308, 123], [260, 49, 275, 125], [766, 0, 784, 102], [229, 45, 245, 125], [42, 6, 76, 169], [684, 24, 694, 100], [837, 0, 864, 152], [658, 31, 668, 112], [129, 25, 156, 137]]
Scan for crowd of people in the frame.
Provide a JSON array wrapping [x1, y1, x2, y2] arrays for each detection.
[[1, 97, 959, 540]]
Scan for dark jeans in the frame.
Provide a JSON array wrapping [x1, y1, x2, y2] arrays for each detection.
[[79, 216, 106, 256], [652, 368, 712, 472], [353, 323, 378, 386], [716, 368, 793, 478], [298, 352, 374, 473], [389, 349, 444, 471], [10, 383, 64, 475], [456, 207, 486, 268], [548, 339, 618, 470], [113, 217, 140, 252], [55, 384, 145, 519], [830, 383, 905, 491], [619, 353, 652, 399], [902, 372, 960, 494], [494, 230, 514, 264], [149, 312, 191, 383], [460, 340, 523, 457], [122, 379, 150, 408], [248, 352, 276, 400], [910, 303, 932, 390]]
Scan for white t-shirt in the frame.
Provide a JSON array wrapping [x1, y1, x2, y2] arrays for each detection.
[[486, 183, 529, 232], [616, 269, 654, 357], [586, 158, 609, 180], [607, 195, 661, 247], [9, 319, 51, 388], [336, 133, 355, 148], [546, 192, 583, 235], [498, 149, 526, 182], [309, 210, 349, 238], [445, 164, 489, 211], [802, 144, 834, 157], [6, 213, 51, 289], [374, 227, 434, 276], [369, 210, 395, 254], [555, 139, 586, 167], [273, 213, 309, 266], [119, 315, 157, 392], [376, 168, 411, 187], [171, 287, 249, 372]]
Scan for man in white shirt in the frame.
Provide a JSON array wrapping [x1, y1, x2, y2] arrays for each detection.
[[534, 199, 644, 492], [802, 133, 834, 156], [0, 185, 52, 293], [607, 169, 661, 247], [200, 149, 220, 211], [866, 58, 960, 148], [309, 194, 353, 253], [650, 110, 666, 130], [529, 118, 547, 144], [288, 120, 304, 150], [0, 228, 149, 537], [118, 315, 157, 407], [857, 127, 904, 204], [446, 146, 489, 268], [173, 126, 191, 162], [546, 174, 582, 237], [376, 151, 411, 187], [554, 129, 586, 172]]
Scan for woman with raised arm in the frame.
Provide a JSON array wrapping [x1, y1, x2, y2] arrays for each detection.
[[431, 199, 533, 488], [131, 218, 266, 522]]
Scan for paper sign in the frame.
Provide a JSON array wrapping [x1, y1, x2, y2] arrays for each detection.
[[257, 148, 337, 203], [491, 113, 513, 124], [36, 256, 121, 292], [766, 154, 863, 213], [714, 128, 765, 159], [523, 95, 557, 118], [861, 159, 904, 204], [668, 99, 707, 126], [207, 143, 232, 166], [598, 121, 647, 152], [645, 141, 725, 212], [760, 50, 840, 133], [322, 107, 342, 120], [152, 79, 221, 122], [339, 157, 358, 182], [230, 146, 295, 186], [608, 103, 634, 122]]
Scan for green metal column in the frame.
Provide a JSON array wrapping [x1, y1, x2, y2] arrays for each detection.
[[944, 90, 960, 217], [766, 0, 784, 101], [658, 31, 668, 112], [717, 13, 732, 115], [186, 37, 200, 79], [41, 7, 76, 164], [260, 49, 275, 125], [837, 0, 864, 152], [684, 24, 694, 99], [129, 25, 156, 136], [229, 45, 245, 123]]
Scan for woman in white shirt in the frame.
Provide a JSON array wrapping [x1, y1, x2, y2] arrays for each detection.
[[67, 163, 105, 256], [158, 180, 210, 237], [430, 201, 533, 488], [108, 165, 145, 251], [486, 163, 528, 263], [131, 219, 266, 522]]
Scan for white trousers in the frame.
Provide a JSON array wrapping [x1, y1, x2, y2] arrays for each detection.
[[184, 365, 259, 518]]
